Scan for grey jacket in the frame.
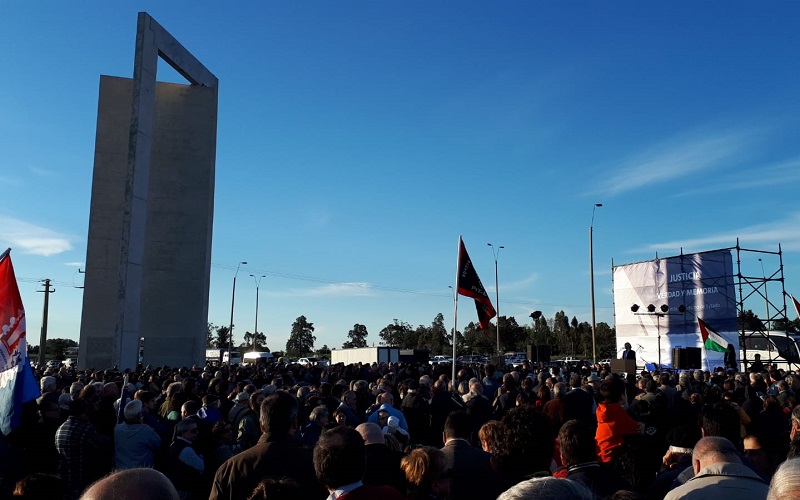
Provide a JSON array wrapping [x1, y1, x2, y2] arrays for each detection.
[[664, 461, 768, 500]]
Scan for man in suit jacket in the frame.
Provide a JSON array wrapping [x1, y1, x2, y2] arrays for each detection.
[[314, 426, 404, 500], [440, 411, 499, 500], [622, 342, 636, 361]]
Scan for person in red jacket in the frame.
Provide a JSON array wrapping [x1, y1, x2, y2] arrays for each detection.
[[595, 376, 643, 464]]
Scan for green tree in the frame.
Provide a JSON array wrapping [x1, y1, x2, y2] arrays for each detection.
[[286, 315, 316, 357], [417, 313, 449, 354], [240, 331, 267, 351], [215, 325, 231, 349], [529, 316, 553, 353], [45, 338, 78, 360], [739, 310, 765, 331], [316, 344, 331, 357], [495, 316, 526, 352], [207, 322, 217, 348], [379, 319, 413, 346], [553, 311, 570, 354], [343, 323, 369, 348], [463, 321, 494, 355]]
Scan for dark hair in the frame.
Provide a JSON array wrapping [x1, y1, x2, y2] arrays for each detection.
[[443, 411, 472, 440], [600, 377, 625, 403], [68, 398, 89, 417], [260, 391, 298, 435], [558, 419, 597, 466], [495, 406, 555, 477], [701, 402, 741, 444], [313, 427, 365, 489]]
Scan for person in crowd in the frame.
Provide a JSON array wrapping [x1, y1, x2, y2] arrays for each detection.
[[165, 419, 204, 499], [79, 468, 179, 500], [543, 382, 568, 428], [300, 405, 329, 447], [497, 476, 594, 500], [596, 376, 643, 466], [356, 422, 406, 490], [563, 374, 595, 427], [56, 398, 109, 500], [210, 391, 325, 500], [494, 405, 556, 490], [401, 446, 452, 500], [767, 457, 800, 500], [559, 419, 631, 497], [402, 379, 431, 445], [205, 419, 235, 484], [336, 390, 362, 427], [478, 420, 501, 455], [114, 399, 161, 469], [367, 392, 409, 431], [237, 389, 265, 451], [313, 426, 405, 500], [664, 436, 768, 499], [440, 411, 497, 500]]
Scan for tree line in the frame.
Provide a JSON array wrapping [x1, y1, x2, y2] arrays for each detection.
[[208, 311, 618, 360]]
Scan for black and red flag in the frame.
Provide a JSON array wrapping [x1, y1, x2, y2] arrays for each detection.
[[456, 238, 496, 330]]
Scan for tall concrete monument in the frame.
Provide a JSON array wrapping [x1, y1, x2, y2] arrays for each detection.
[[79, 13, 218, 370]]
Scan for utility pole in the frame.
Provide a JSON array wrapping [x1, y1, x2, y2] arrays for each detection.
[[38, 279, 55, 367]]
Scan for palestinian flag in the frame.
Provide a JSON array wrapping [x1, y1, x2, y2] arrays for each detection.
[[698, 318, 727, 353]]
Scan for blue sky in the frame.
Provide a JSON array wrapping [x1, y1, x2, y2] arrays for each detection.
[[2, 2, 800, 353]]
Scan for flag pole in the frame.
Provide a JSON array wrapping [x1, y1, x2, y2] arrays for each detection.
[[452, 236, 462, 389]]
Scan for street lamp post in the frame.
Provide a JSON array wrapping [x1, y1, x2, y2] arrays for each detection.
[[487, 243, 504, 355], [251, 274, 266, 352], [228, 261, 247, 366], [590, 203, 602, 363]]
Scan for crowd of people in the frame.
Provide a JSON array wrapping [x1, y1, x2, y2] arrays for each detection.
[[2, 355, 800, 499]]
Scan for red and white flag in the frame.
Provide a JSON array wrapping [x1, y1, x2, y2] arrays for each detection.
[[0, 249, 40, 435]]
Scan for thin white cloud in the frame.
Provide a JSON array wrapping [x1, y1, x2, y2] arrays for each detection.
[[64, 262, 85, 267], [277, 282, 376, 298], [487, 273, 538, 294], [594, 129, 752, 197], [0, 216, 73, 256], [632, 213, 800, 254], [29, 166, 57, 177], [673, 156, 800, 198]]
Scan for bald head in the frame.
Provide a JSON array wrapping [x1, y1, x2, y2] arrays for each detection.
[[81, 468, 178, 500], [356, 422, 384, 445], [692, 436, 741, 475]]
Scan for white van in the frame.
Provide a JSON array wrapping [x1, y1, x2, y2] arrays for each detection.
[[741, 331, 800, 371], [242, 351, 274, 365]]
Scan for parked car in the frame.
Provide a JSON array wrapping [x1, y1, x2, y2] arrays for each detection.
[[561, 356, 581, 366], [456, 354, 488, 364], [297, 357, 319, 366], [46, 359, 62, 369], [429, 355, 453, 365], [64, 358, 78, 368]]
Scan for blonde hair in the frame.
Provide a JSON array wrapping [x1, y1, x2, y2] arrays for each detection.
[[479, 420, 502, 454], [401, 446, 448, 491]]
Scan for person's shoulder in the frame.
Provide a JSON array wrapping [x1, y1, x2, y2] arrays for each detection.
[[341, 484, 404, 500]]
